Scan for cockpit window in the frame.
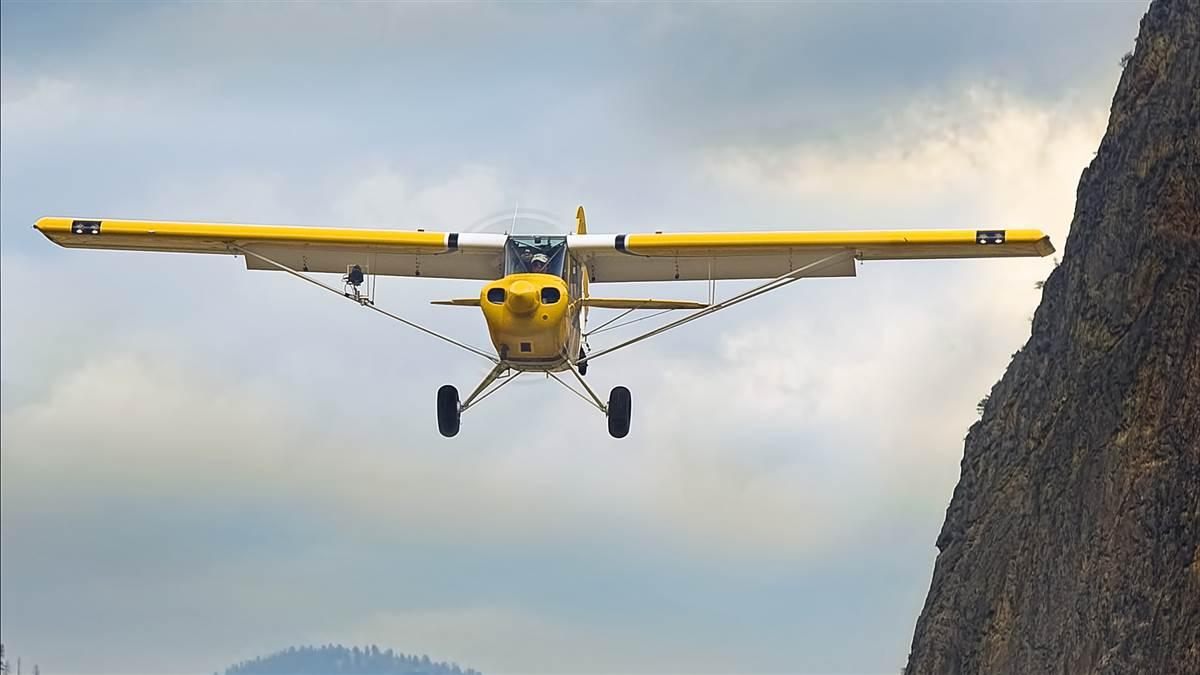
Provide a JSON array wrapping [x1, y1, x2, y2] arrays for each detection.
[[505, 236, 567, 277]]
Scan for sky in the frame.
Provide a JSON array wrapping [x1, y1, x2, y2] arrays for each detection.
[[1, 2, 1147, 673]]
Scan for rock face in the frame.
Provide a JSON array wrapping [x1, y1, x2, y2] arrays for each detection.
[[905, 1, 1200, 673]]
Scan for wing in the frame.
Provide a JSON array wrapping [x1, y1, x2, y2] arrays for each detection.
[[34, 217, 507, 280], [568, 229, 1054, 282]]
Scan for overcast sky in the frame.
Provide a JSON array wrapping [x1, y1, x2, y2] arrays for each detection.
[[1, 2, 1146, 673]]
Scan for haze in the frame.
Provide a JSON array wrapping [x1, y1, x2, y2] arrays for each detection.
[[1, 2, 1145, 673]]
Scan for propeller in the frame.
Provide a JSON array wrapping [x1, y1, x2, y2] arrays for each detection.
[[465, 206, 569, 235]]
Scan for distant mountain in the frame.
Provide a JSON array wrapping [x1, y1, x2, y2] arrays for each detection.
[[223, 644, 481, 675], [906, 0, 1199, 672]]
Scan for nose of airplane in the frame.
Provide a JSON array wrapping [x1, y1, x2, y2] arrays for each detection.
[[506, 279, 539, 315]]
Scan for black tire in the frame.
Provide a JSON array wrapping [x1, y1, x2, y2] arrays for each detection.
[[437, 384, 460, 437], [578, 348, 588, 376], [607, 386, 631, 438]]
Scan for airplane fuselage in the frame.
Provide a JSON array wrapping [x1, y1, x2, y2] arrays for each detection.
[[478, 234, 586, 371], [480, 271, 582, 371]]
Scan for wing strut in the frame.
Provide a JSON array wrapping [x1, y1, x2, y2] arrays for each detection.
[[579, 250, 855, 365], [458, 363, 520, 413], [584, 303, 676, 338], [232, 245, 500, 364]]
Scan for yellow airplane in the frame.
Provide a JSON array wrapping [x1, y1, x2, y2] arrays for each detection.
[[34, 207, 1053, 439]]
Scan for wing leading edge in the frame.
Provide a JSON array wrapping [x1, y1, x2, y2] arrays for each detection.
[[36, 218, 1054, 283], [568, 229, 1053, 282], [34, 217, 507, 280]]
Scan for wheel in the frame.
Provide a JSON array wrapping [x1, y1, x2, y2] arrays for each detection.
[[606, 386, 631, 438], [437, 384, 460, 437], [578, 348, 588, 376]]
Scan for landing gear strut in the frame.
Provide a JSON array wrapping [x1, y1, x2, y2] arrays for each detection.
[[548, 367, 631, 439], [439, 363, 632, 439], [436, 363, 520, 437]]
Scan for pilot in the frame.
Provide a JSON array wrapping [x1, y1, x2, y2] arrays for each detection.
[[530, 253, 550, 274]]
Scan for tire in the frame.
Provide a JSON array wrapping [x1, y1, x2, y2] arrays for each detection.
[[578, 348, 588, 376], [437, 384, 460, 437], [607, 386, 631, 438]]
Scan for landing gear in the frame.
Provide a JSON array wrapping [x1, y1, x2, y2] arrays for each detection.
[[438, 364, 630, 439], [437, 363, 520, 438], [437, 385, 460, 437], [607, 386, 631, 438], [546, 366, 630, 439], [578, 348, 588, 376]]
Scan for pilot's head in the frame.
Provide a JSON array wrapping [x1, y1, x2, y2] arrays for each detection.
[[531, 253, 549, 273]]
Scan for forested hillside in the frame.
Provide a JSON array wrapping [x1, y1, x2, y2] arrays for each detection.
[[223, 645, 481, 675]]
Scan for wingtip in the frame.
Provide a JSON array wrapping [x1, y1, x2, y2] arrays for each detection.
[[33, 216, 63, 235]]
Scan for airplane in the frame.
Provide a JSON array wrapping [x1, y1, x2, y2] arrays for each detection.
[[34, 208, 1054, 438]]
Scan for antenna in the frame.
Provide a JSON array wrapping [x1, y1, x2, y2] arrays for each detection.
[[509, 201, 519, 235]]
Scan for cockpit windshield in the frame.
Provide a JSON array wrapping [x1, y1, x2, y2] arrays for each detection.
[[505, 235, 567, 277]]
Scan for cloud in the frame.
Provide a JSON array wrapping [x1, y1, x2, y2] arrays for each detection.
[[345, 605, 765, 675], [621, 2, 1139, 150], [1, 77, 84, 132], [2, 346, 933, 673], [347, 606, 634, 674], [699, 86, 1103, 235], [2, 341, 895, 565], [0, 2, 1139, 672], [2, 81, 1100, 670], [669, 83, 1104, 465], [332, 165, 510, 231]]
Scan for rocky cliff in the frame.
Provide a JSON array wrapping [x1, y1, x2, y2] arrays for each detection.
[[905, 1, 1200, 672]]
